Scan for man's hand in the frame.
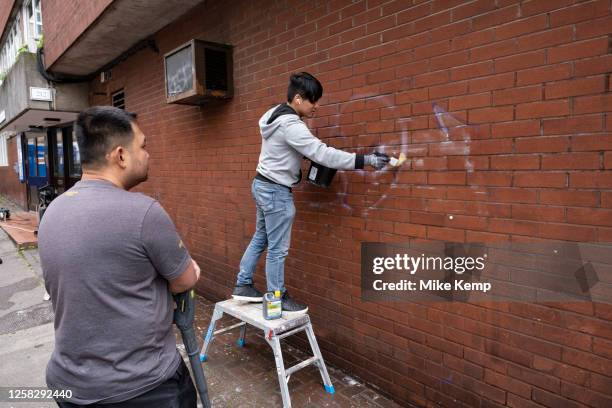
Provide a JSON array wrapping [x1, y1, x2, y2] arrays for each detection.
[[364, 152, 391, 170]]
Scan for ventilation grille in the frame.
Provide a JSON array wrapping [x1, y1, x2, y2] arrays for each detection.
[[112, 89, 125, 110]]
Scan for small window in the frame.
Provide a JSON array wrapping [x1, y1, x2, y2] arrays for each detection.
[[27, 0, 42, 39], [112, 89, 125, 110], [0, 134, 9, 166], [0, 16, 24, 75]]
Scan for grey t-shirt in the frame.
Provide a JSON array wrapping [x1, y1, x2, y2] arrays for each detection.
[[38, 179, 191, 404]]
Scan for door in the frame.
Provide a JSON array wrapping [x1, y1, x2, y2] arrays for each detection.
[[25, 132, 49, 210], [48, 126, 81, 194], [65, 126, 82, 189], [49, 128, 65, 194]]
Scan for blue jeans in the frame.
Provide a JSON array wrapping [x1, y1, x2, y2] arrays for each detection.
[[236, 179, 296, 292]]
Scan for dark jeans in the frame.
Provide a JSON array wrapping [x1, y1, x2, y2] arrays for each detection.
[[56, 358, 197, 408]]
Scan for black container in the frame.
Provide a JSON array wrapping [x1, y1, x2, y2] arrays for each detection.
[[307, 161, 337, 187]]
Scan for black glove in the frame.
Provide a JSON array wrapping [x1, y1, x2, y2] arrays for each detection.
[[364, 152, 390, 169]]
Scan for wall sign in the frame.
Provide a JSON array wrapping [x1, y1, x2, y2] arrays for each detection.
[[30, 87, 53, 102]]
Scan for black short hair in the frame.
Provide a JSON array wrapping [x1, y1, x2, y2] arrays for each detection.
[[75, 106, 137, 168], [287, 72, 323, 103]]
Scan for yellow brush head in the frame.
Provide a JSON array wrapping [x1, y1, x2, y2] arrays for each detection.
[[390, 153, 407, 167]]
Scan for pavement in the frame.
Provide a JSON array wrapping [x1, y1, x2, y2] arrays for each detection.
[[0, 213, 55, 408], [0, 210, 37, 250], [0, 195, 403, 408]]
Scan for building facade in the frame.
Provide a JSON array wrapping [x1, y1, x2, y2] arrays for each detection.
[[0, 0, 88, 210], [3, 0, 611, 407]]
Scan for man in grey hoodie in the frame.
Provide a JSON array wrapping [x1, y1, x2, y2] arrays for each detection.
[[232, 72, 390, 313]]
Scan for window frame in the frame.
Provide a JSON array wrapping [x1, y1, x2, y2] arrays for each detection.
[[0, 13, 25, 80], [25, 0, 42, 41], [0, 134, 9, 167]]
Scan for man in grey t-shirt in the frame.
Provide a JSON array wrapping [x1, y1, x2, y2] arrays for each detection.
[[38, 106, 201, 407]]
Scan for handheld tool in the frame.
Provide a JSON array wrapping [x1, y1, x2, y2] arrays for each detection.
[[173, 289, 212, 408], [389, 152, 407, 167]]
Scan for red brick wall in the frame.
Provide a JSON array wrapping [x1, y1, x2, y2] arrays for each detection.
[[0, 136, 27, 209], [0, 0, 15, 41], [83, 0, 611, 406], [41, 0, 113, 69]]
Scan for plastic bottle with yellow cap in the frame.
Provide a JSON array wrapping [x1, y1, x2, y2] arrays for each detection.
[[263, 290, 282, 320]]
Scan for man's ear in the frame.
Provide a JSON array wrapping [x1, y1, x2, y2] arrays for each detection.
[[109, 146, 127, 169]]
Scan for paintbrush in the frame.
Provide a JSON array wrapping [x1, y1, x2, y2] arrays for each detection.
[[389, 152, 407, 167]]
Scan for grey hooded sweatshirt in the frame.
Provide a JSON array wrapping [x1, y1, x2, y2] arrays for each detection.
[[256, 104, 365, 187]]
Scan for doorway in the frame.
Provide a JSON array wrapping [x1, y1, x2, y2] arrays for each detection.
[[48, 126, 82, 194], [24, 132, 48, 210]]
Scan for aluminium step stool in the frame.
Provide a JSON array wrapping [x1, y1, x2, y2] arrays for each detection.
[[199, 299, 334, 408]]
